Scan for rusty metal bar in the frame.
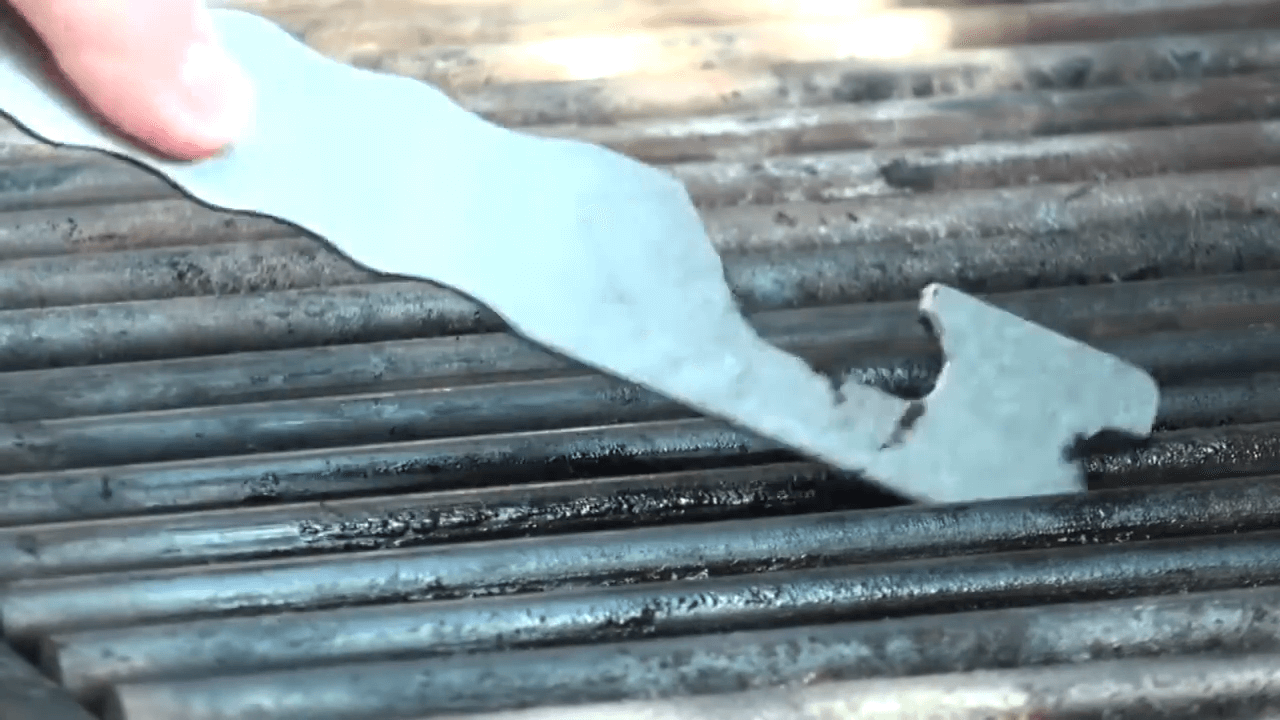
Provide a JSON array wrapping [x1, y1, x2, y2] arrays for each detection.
[[0, 411, 1275, 529], [551, 73, 1280, 163], [0, 281, 504, 372], [8, 496, 1280, 648], [0, 374, 700, 472], [7, 114, 1280, 228], [721, 222, 1280, 310], [5, 56, 1273, 249], [0, 238, 375, 311], [29, 477, 1280, 705], [1083, 421, 1280, 487], [1, 161, 1277, 314], [9, 71, 1280, 227], [1159, 373, 1280, 429], [0, 418, 776, 526], [0, 157, 172, 213], [50, 585, 1280, 716], [0, 165, 1277, 314], [462, 29, 1280, 125], [0, 330, 1273, 473], [0, 332, 574, 423], [86, 552, 1280, 719], [0, 420, 1250, 580], [707, 166, 1280, 252], [0, 421, 1262, 577], [715, 171, 1280, 309], [0, 238, 1274, 375], [1, 151, 1278, 318], [672, 121, 1280, 209], [0, 197, 291, 261], [0, 462, 879, 581], [0, 272, 1273, 422], [1, 32, 1264, 226], [413, 653, 1280, 720]]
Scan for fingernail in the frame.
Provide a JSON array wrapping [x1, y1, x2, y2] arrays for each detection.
[[179, 40, 255, 149]]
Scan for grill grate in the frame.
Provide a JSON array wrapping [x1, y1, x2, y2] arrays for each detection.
[[2, 0, 1280, 718]]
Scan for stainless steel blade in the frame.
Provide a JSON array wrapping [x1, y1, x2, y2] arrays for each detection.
[[0, 9, 1159, 502]]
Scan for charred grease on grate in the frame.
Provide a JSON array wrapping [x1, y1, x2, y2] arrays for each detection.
[[1086, 424, 1280, 489], [290, 467, 883, 554]]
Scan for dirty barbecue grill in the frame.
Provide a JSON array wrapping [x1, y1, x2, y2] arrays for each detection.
[[3, 0, 1280, 718]]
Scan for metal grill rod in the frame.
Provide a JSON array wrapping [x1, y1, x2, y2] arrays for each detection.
[[87, 584, 1280, 717], [547, 75, 1280, 163], [0, 465, 1273, 580], [1, 407, 1278, 529], [0, 329, 1275, 473], [0, 237, 376, 311], [0, 461, 874, 580], [54, 584, 1280, 717], [0, 270, 1273, 416], [419, 652, 1280, 720], [7, 502, 1280, 646], [0, 197, 290, 261], [674, 120, 1280, 209], [33, 479, 1280, 703], [0, 181, 1276, 369], [705, 167, 1280, 253], [7, 110, 1280, 221]]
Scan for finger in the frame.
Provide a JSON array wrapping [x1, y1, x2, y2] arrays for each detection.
[[9, 0, 254, 160]]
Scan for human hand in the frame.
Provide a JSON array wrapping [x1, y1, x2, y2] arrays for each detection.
[[8, 0, 254, 160]]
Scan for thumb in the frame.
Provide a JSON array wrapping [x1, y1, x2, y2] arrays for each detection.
[[9, 0, 255, 160]]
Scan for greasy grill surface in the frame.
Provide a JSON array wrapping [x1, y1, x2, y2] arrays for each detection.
[[1, 1, 1280, 719]]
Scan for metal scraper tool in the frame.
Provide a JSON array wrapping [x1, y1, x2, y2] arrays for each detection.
[[0, 9, 1159, 503]]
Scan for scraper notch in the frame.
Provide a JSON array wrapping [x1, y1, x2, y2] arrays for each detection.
[[860, 285, 1160, 502]]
